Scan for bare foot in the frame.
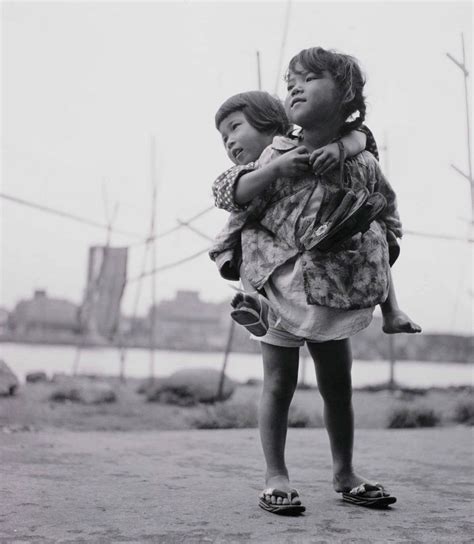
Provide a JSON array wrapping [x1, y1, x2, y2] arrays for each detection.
[[263, 474, 302, 505], [333, 471, 388, 497], [382, 310, 422, 334]]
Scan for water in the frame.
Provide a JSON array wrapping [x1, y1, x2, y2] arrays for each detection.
[[1, 343, 472, 388]]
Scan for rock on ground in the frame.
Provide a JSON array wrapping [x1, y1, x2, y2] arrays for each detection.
[[49, 379, 116, 404], [0, 359, 19, 396], [145, 367, 236, 405], [26, 371, 48, 383]]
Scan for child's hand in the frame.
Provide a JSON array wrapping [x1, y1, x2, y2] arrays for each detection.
[[273, 146, 311, 178], [309, 143, 341, 176]]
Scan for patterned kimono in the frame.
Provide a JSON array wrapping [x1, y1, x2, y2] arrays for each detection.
[[209, 136, 402, 312]]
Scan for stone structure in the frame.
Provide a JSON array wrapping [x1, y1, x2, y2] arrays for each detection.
[[147, 290, 230, 350], [0, 307, 9, 336], [8, 289, 80, 342], [0, 360, 19, 396]]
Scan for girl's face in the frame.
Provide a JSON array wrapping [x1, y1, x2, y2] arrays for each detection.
[[218, 111, 274, 165], [285, 65, 342, 129]]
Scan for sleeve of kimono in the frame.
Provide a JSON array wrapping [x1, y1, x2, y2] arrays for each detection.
[[208, 211, 247, 280], [211, 144, 277, 212], [373, 160, 402, 265], [356, 124, 379, 161], [211, 163, 257, 212]]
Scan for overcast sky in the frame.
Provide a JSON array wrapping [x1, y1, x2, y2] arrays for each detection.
[[2, 1, 472, 334]]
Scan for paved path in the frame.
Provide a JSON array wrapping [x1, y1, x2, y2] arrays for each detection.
[[1, 428, 473, 543]]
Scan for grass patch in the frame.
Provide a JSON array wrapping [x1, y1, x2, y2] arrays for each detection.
[[189, 399, 322, 429], [387, 406, 441, 428], [453, 399, 474, 425], [189, 400, 258, 429], [288, 404, 323, 428], [2, 379, 468, 432]]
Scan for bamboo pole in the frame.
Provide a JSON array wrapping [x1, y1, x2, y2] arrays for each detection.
[[447, 33, 473, 220], [149, 136, 158, 378], [381, 135, 397, 390], [217, 320, 235, 401], [256, 50, 262, 91]]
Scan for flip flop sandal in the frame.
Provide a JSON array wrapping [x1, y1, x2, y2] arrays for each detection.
[[312, 191, 387, 253], [342, 483, 396, 508], [318, 192, 387, 252], [304, 189, 366, 252], [230, 297, 270, 337], [258, 488, 306, 516], [352, 192, 388, 235], [312, 190, 369, 250]]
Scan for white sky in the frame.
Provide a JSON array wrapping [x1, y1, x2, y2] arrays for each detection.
[[1, 0, 473, 334]]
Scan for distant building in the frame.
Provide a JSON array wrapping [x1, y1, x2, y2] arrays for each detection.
[[9, 290, 80, 338], [148, 290, 229, 350], [0, 307, 9, 335]]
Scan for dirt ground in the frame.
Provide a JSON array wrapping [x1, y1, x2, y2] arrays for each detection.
[[1, 427, 472, 543]]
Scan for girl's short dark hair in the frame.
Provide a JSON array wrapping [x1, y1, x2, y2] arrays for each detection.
[[215, 91, 290, 135], [287, 47, 367, 134]]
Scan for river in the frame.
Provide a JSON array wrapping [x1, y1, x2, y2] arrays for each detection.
[[1, 343, 472, 388]]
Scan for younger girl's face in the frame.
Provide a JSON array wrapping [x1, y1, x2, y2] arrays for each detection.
[[218, 111, 274, 165], [285, 65, 341, 128]]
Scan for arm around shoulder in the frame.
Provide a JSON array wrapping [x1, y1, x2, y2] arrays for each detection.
[[371, 159, 402, 265], [233, 161, 280, 205], [212, 163, 257, 212], [372, 160, 402, 239]]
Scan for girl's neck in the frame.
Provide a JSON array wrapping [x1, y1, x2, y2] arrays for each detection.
[[299, 123, 341, 152]]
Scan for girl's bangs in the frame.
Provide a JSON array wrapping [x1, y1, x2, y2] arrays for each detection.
[[288, 50, 326, 78]]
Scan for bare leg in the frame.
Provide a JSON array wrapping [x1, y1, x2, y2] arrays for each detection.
[[259, 342, 301, 505], [381, 270, 421, 334], [307, 339, 384, 495]]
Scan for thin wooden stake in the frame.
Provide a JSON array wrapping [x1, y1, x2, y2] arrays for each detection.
[[217, 320, 235, 400]]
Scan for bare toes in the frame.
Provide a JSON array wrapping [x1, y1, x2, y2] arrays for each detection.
[[231, 292, 244, 308], [242, 294, 261, 313]]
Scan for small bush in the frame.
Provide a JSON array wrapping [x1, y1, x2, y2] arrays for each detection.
[[189, 400, 258, 429], [245, 378, 263, 387], [190, 400, 323, 430], [49, 382, 116, 404], [146, 369, 236, 405], [26, 371, 48, 384], [387, 406, 440, 429], [288, 404, 323, 428], [49, 387, 81, 403], [357, 383, 426, 396], [136, 378, 157, 395], [296, 382, 315, 391], [453, 399, 474, 425]]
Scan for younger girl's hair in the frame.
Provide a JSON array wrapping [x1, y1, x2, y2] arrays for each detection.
[[287, 47, 366, 134], [215, 91, 290, 136]]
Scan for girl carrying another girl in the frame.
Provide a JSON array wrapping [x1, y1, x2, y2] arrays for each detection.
[[210, 47, 420, 514]]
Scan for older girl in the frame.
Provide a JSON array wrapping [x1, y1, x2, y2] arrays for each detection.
[[213, 48, 408, 514]]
